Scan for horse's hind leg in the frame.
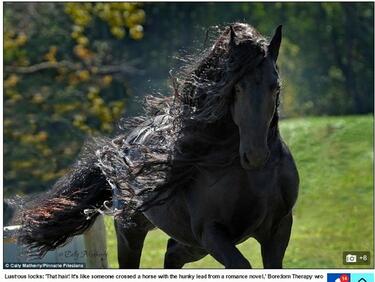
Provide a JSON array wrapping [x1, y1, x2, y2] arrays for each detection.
[[114, 213, 152, 269], [260, 213, 293, 269], [164, 239, 207, 269]]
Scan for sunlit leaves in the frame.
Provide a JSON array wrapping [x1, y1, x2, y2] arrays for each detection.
[[4, 30, 29, 65], [65, 3, 145, 41], [129, 25, 144, 40], [73, 45, 93, 61], [4, 74, 20, 88], [44, 46, 58, 63], [4, 3, 144, 195]]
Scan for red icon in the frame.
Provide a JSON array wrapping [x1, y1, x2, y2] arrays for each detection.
[[340, 274, 349, 282]]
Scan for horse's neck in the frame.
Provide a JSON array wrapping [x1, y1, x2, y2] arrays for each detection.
[[267, 122, 284, 162], [177, 118, 239, 159], [204, 118, 239, 147], [195, 117, 281, 149], [268, 123, 280, 139]]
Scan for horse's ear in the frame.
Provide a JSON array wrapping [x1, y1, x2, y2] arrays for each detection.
[[268, 25, 282, 62], [229, 25, 236, 48]]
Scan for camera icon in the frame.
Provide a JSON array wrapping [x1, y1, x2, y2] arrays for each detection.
[[346, 254, 357, 263], [343, 251, 370, 265]]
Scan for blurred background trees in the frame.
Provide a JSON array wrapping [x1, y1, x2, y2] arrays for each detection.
[[4, 3, 145, 195], [4, 2, 373, 196]]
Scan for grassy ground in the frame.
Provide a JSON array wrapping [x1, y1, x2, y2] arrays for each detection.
[[103, 115, 373, 268]]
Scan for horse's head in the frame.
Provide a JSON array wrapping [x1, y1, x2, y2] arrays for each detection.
[[230, 25, 282, 170]]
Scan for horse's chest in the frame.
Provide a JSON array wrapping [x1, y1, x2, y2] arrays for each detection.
[[187, 166, 285, 240]]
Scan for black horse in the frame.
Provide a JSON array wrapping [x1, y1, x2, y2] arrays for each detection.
[[18, 23, 299, 269]]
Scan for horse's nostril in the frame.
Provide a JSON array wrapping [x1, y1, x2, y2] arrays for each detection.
[[241, 150, 270, 169], [243, 153, 251, 165]]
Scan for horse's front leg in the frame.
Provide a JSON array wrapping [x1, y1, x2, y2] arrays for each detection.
[[260, 212, 293, 269], [114, 213, 151, 269], [164, 238, 207, 268], [199, 223, 251, 269]]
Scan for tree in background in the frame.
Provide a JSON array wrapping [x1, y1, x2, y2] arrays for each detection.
[[4, 3, 145, 195], [4, 2, 373, 196], [130, 3, 373, 116]]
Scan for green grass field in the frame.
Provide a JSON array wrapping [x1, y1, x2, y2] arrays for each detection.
[[103, 115, 373, 268]]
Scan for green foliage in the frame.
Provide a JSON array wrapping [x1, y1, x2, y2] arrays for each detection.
[[4, 3, 145, 195], [105, 115, 373, 268], [128, 3, 373, 116]]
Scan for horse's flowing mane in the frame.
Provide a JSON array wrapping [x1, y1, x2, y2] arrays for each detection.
[[95, 23, 271, 225]]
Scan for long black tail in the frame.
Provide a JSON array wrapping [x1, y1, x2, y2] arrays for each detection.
[[17, 139, 112, 258]]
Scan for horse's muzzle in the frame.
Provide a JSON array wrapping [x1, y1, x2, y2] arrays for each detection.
[[241, 149, 270, 170]]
